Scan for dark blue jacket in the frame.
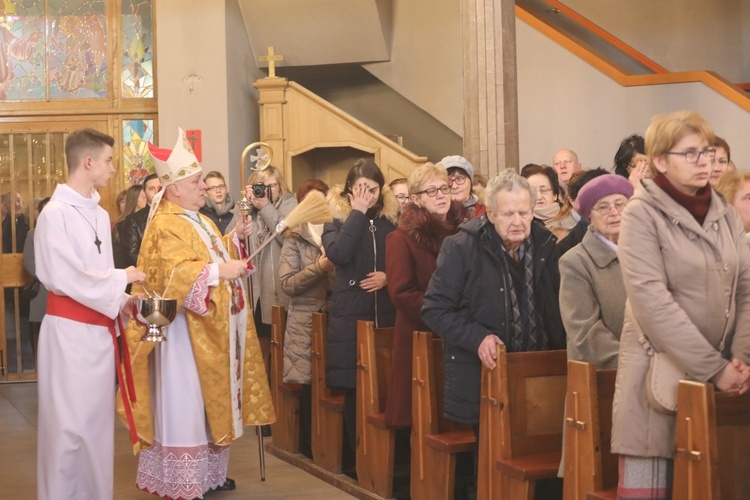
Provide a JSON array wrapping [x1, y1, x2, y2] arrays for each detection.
[[421, 216, 566, 424]]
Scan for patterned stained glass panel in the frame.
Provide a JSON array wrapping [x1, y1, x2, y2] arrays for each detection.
[[48, 0, 107, 99], [122, 0, 153, 98], [0, 1, 46, 100], [123, 119, 154, 186]]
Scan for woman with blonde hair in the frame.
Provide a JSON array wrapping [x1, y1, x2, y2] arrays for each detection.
[[243, 165, 298, 435], [384, 163, 463, 426], [716, 170, 750, 242], [613, 110, 750, 498]]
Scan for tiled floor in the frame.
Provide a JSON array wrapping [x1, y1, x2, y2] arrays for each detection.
[[0, 382, 354, 499]]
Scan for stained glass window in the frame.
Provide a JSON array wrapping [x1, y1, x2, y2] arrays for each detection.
[[48, 0, 108, 98], [121, 0, 153, 98], [0, 1, 46, 100], [123, 119, 154, 185]]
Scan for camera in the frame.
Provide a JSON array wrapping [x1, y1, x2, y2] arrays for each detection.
[[252, 182, 272, 200]]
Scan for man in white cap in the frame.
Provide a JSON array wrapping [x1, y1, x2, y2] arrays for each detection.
[[120, 128, 275, 498], [438, 155, 486, 222], [36, 128, 146, 500]]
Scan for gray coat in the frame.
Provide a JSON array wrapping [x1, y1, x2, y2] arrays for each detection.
[[612, 180, 750, 458], [559, 228, 625, 369], [22, 228, 48, 322], [278, 224, 334, 384], [245, 193, 298, 325]]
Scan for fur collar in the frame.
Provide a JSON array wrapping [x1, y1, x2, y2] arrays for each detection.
[[327, 184, 399, 226], [398, 200, 463, 255]]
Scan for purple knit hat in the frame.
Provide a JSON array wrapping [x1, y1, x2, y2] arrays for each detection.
[[574, 174, 634, 222]]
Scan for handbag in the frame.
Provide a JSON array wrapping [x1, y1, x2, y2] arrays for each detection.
[[642, 343, 688, 414]]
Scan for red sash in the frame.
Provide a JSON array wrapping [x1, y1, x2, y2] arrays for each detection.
[[47, 293, 139, 447]]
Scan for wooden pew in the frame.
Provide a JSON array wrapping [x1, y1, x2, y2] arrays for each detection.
[[477, 346, 568, 500], [411, 331, 476, 500], [355, 320, 400, 498], [562, 361, 617, 500], [310, 312, 345, 473], [269, 305, 304, 453], [673, 380, 750, 500]]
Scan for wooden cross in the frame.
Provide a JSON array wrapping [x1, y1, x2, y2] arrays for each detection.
[[260, 46, 284, 78]]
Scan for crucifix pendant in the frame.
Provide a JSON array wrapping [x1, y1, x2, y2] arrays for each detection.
[[95, 235, 102, 254]]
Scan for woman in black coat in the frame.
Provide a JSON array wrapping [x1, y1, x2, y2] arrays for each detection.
[[322, 158, 399, 451]]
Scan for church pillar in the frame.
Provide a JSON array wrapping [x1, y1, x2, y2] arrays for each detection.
[[461, 0, 520, 176]]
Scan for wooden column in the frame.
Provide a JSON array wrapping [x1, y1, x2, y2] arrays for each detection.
[[461, 0, 520, 176]]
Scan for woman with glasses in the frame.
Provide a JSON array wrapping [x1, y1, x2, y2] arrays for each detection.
[[612, 111, 750, 499], [559, 174, 633, 369], [383, 163, 463, 427], [389, 177, 409, 215], [438, 155, 486, 222], [613, 133, 650, 187], [200, 171, 238, 235], [243, 166, 298, 437]]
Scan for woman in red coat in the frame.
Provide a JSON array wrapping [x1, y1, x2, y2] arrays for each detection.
[[384, 163, 464, 426]]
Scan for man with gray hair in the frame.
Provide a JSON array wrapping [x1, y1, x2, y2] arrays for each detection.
[[422, 168, 566, 428]]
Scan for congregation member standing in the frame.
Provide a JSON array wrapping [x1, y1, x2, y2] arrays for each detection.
[[613, 111, 750, 499], [123, 128, 275, 498], [243, 165, 297, 435], [438, 155, 486, 222], [35, 128, 146, 500], [200, 170, 237, 235], [112, 184, 146, 269], [120, 172, 162, 268], [422, 168, 566, 484], [279, 179, 334, 458], [323, 158, 398, 453], [559, 174, 633, 369], [384, 163, 462, 427]]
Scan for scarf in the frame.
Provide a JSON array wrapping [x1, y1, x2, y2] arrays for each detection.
[[533, 202, 561, 225], [203, 193, 236, 217], [653, 173, 711, 226]]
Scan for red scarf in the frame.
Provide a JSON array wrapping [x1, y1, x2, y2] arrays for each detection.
[[653, 173, 711, 226]]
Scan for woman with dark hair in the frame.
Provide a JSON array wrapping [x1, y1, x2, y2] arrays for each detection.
[[613, 134, 649, 186], [279, 179, 333, 458], [520, 164, 575, 239], [323, 158, 398, 453], [112, 184, 146, 269]]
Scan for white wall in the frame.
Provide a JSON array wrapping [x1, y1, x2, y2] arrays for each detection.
[[517, 19, 750, 171], [563, 0, 748, 82], [155, 0, 230, 181]]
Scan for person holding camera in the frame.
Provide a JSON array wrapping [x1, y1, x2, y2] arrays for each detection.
[[244, 165, 298, 436]]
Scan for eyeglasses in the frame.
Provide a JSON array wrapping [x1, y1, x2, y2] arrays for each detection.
[[665, 148, 716, 164], [592, 200, 628, 216], [534, 186, 552, 195], [415, 185, 452, 197], [206, 184, 227, 192], [265, 182, 279, 190], [395, 194, 409, 202], [449, 174, 468, 186]]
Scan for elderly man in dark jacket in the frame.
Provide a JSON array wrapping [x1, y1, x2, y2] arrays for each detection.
[[422, 168, 566, 427]]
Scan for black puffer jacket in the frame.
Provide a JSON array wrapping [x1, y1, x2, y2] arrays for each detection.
[[121, 207, 148, 268], [322, 185, 399, 389], [421, 216, 566, 424], [199, 195, 237, 236]]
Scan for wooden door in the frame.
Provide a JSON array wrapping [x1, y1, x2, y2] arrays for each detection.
[[0, 118, 111, 381]]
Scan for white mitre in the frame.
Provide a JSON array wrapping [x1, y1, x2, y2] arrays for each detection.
[[145, 127, 203, 224]]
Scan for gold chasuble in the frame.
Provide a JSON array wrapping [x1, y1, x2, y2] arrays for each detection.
[[118, 199, 275, 451]]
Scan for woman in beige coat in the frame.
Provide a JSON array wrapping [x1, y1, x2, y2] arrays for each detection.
[[613, 111, 750, 499]]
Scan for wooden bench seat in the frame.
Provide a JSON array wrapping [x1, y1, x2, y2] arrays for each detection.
[[478, 346, 568, 500], [356, 320, 398, 498], [412, 331, 476, 500], [673, 380, 750, 499], [269, 305, 303, 453], [310, 312, 344, 474], [563, 361, 617, 500]]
